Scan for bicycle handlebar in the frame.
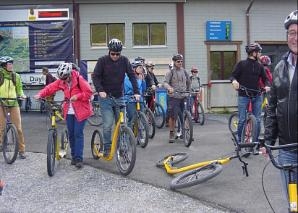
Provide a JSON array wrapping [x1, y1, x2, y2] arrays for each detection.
[[239, 85, 263, 97], [264, 143, 298, 170]]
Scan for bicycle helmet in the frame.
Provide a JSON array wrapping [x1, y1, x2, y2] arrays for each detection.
[[135, 56, 145, 64], [131, 60, 143, 69], [57, 62, 72, 80], [108, 38, 123, 52], [191, 66, 198, 73], [284, 10, 298, 30], [245, 43, 262, 54], [172, 54, 183, 61], [260, 55, 272, 66], [0, 56, 13, 67]]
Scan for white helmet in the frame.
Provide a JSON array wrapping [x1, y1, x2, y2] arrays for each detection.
[[284, 10, 298, 30], [57, 62, 72, 80]]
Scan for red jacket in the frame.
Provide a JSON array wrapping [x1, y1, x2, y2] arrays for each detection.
[[37, 70, 93, 122]]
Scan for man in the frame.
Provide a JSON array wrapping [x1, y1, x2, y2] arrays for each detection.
[[163, 54, 190, 143], [263, 10, 297, 208], [230, 43, 270, 144], [42, 67, 56, 102], [0, 56, 27, 159], [92, 38, 140, 156]]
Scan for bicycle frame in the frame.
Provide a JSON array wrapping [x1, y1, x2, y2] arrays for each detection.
[[265, 143, 298, 213], [92, 97, 126, 161]]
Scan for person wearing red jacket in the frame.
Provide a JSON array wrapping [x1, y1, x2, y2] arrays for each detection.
[[34, 62, 93, 169]]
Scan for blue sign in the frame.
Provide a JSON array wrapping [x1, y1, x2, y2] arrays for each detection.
[[206, 21, 232, 41]]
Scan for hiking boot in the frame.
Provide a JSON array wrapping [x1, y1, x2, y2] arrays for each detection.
[[71, 158, 77, 165], [169, 131, 175, 143], [19, 152, 26, 159], [75, 161, 83, 169]]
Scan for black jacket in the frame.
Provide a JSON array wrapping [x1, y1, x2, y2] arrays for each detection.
[[264, 52, 297, 145], [92, 55, 139, 98]]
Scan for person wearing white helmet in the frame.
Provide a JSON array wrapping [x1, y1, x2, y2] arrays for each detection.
[[0, 56, 27, 159], [262, 10, 297, 209], [35, 62, 93, 169], [92, 38, 140, 156]]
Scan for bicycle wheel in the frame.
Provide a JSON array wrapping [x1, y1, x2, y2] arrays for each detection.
[[228, 112, 238, 134], [175, 113, 183, 139], [241, 114, 257, 154], [2, 124, 19, 164], [47, 129, 57, 177], [132, 112, 149, 148], [144, 107, 156, 139], [156, 152, 188, 168], [60, 128, 69, 158], [183, 111, 193, 147], [196, 102, 205, 125], [170, 163, 223, 190], [90, 129, 103, 159], [87, 102, 102, 126], [116, 125, 136, 176], [154, 102, 165, 129]]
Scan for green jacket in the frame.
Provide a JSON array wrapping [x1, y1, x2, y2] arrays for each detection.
[[0, 67, 24, 107]]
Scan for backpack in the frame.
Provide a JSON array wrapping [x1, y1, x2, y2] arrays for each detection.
[[0, 71, 16, 87]]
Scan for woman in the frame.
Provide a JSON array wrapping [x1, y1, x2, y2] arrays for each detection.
[[34, 62, 92, 169]]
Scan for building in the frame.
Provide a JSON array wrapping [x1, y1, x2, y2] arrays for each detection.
[[0, 0, 296, 111]]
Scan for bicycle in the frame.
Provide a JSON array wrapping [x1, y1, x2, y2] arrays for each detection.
[[172, 90, 193, 147], [130, 98, 149, 148], [190, 89, 205, 125], [144, 89, 166, 129], [156, 134, 258, 190], [263, 142, 297, 213], [87, 100, 102, 126], [0, 97, 20, 164], [142, 101, 156, 139], [90, 96, 137, 176], [38, 99, 69, 177]]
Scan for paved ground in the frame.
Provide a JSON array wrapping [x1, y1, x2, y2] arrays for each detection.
[[0, 112, 289, 212]]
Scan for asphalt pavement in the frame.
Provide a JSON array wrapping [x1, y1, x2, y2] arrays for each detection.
[[0, 112, 288, 213]]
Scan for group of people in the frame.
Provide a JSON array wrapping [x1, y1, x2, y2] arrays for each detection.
[[0, 10, 296, 210]]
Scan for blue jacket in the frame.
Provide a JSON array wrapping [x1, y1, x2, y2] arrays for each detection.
[[124, 74, 146, 102]]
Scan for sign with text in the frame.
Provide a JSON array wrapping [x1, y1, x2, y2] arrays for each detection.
[[206, 21, 232, 41]]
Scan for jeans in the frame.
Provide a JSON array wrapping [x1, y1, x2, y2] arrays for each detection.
[[99, 96, 124, 149], [66, 114, 86, 162], [237, 95, 262, 143], [278, 149, 298, 208]]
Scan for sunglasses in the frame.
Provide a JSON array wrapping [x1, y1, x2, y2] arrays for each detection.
[[110, 52, 121, 56], [191, 71, 198, 73], [176, 60, 183, 63]]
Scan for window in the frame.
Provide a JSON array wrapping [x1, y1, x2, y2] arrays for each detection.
[[210, 51, 236, 80], [133, 23, 166, 46], [90, 23, 125, 47]]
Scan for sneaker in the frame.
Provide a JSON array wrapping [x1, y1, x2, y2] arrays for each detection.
[[75, 161, 83, 169], [19, 152, 26, 159], [71, 158, 77, 165], [0, 144, 2, 152], [169, 131, 175, 143]]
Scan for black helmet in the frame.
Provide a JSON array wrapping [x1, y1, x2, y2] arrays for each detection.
[[108, 38, 123, 52], [284, 10, 298, 30], [245, 43, 262, 54], [172, 54, 183, 61], [0, 56, 13, 67]]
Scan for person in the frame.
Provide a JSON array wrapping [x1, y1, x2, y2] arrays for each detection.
[[259, 55, 273, 88], [124, 61, 146, 128], [189, 66, 201, 121], [263, 10, 297, 209], [144, 61, 161, 105], [41, 67, 57, 102], [34, 62, 93, 169], [92, 38, 140, 156], [0, 56, 27, 159], [230, 43, 270, 144], [163, 54, 190, 143], [135, 56, 155, 92]]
